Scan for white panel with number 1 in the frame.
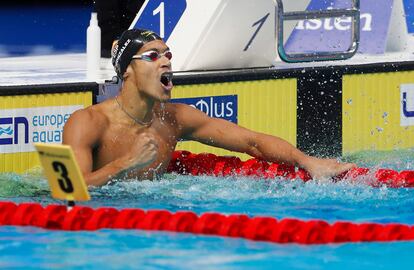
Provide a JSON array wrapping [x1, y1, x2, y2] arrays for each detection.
[[131, 0, 278, 71]]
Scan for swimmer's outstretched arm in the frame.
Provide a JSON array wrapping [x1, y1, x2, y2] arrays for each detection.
[[175, 104, 355, 179], [63, 109, 157, 186]]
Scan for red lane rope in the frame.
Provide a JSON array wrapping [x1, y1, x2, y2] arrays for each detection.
[[1, 202, 413, 244], [167, 151, 414, 188]]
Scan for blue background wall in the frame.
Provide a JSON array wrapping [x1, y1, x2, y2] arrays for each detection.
[[0, 0, 413, 57], [0, 2, 91, 56]]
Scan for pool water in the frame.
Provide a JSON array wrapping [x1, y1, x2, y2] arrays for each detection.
[[1, 150, 414, 269]]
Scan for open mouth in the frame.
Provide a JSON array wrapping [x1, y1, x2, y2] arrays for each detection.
[[160, 72, 173, 87]]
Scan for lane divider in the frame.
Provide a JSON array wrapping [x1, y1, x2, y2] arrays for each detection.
[[1, 202, 413, 244], [167, 151, 414, 188], [11, 145, 409, 244]]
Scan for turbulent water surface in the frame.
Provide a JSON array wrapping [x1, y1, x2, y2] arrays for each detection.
[[0, 150, 414, 269]]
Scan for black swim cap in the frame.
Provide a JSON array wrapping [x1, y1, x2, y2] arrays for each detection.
[[111, 29, 162, 79]]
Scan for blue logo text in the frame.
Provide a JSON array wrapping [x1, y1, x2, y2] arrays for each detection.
[[172, 95, 238, 123]]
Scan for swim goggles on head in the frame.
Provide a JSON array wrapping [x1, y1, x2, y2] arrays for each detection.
[[132, 50, 172, 62]]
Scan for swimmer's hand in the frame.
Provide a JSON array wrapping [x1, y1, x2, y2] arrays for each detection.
[[301, 156, 356, 181], [121, 133, 158, 170]]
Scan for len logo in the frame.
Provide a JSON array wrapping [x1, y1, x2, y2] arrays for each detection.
[[0, 117, 29, 145]]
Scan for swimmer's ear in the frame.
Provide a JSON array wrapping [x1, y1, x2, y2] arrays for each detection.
[[123, 65, 133, 80]]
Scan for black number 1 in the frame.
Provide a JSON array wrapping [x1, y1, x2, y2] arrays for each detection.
[[52, 161, 74, 193], [244, 13, 270, 51]]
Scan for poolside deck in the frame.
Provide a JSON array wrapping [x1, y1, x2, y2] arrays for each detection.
[[1, 52, 414, 86]]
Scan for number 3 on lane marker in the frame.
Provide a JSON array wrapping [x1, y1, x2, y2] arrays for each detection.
[[35, 143, 90, 202]]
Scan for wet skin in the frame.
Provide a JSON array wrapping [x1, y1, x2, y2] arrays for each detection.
[[87, 101, 180, 180], [63, 40, 356, 186]]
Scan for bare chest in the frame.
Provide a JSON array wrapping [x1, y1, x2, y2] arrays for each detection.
[[94, 119, 178, 176]]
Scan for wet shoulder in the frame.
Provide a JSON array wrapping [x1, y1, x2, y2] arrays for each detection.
[[162, 102, 191, 122], [165, 102, 207, 121], [164, 102, 195, 115], [65, 103, 109, 133]]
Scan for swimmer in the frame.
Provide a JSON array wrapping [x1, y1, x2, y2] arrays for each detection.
[[63, 29, 356, 186]]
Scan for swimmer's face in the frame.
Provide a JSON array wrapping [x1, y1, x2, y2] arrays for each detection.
[[125, 40, 173, 102]]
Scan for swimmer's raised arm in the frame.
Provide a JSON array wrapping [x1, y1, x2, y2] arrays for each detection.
[[63, 109, 115, 186], [63, 109, 158, 186], [175, 104, 356, 179]]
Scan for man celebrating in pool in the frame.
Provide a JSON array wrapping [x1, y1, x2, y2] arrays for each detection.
[[63, 29, 356, 186]]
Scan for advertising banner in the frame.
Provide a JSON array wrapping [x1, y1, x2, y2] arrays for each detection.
[[343, 71, 414, 153], [172, 95, 238, 124], [0, 91, 92, 173], [172, 79, 297, 159], [285, 0, 393, 54], [400, 84, 414, 126], [0, 105, 82, 154]]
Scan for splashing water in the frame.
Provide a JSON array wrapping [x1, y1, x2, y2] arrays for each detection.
[[1, 149, 414, 223], [0, 150, 414, 269]]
